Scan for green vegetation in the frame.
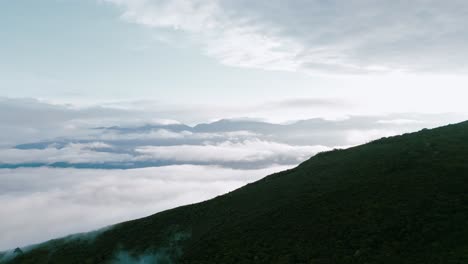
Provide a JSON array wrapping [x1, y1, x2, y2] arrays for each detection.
[[4, 121, 468, 263]]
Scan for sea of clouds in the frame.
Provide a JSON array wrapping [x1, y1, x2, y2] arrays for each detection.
[[0, 97, 465, 250]]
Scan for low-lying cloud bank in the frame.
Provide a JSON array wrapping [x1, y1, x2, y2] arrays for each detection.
[[0, 165, 290, 250], [1, 140, 331, 170], [2, 98, 465, 170]]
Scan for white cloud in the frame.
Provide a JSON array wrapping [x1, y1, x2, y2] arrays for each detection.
[[345, 129, 399, 145], [0, 97, 155, 146], [377, 119, 423, 125], [0, 165, 290, 250], [104, 0, 468, 74], [98, 129, 192, 140], [105, 0, 305, 72], [0, 139, 331, 168], [0, 143, 131, 164], [135, 140, 330, 163]]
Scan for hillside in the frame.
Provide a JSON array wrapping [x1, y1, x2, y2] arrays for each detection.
[[3, 121, 468, 263]]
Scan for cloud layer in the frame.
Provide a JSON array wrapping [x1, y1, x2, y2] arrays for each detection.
[[1, 98, 465, 171], [105, 0, 468, 74], [1, 98, 466, 250], [0, 165, 289, 250]]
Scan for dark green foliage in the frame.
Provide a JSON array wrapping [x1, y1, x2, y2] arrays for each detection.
[[4, 121, 468, 263]]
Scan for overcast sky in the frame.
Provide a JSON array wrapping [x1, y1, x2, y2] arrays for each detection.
[[1, 0, 468, 252], [2, 0, 468, 116]]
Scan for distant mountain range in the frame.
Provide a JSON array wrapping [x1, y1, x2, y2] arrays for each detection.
[[3, 120, 468, 263], [4, 115, 453, 170]]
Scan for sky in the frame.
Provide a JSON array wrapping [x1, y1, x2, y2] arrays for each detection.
[[1, 0, 468, 251], [2, 0, 468, 117]]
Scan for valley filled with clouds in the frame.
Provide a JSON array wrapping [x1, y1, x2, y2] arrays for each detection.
[[1, 97, 466, 250]]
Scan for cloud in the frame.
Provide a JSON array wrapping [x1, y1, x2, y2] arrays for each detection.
[[345, 129, 400, 145], [0, 143, 131, 164], [104, 0, 468, 74], [0, 165, 290, 250], [2, 98, 463, 170], [135, 140, 330, 164], [260, 98, 347, 110], [98, 129, 192, 140], [0, 97, 153, 147], [376, 119, 423, 125], [0, 97, 347, 147], [0, 139, 331, 170]]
